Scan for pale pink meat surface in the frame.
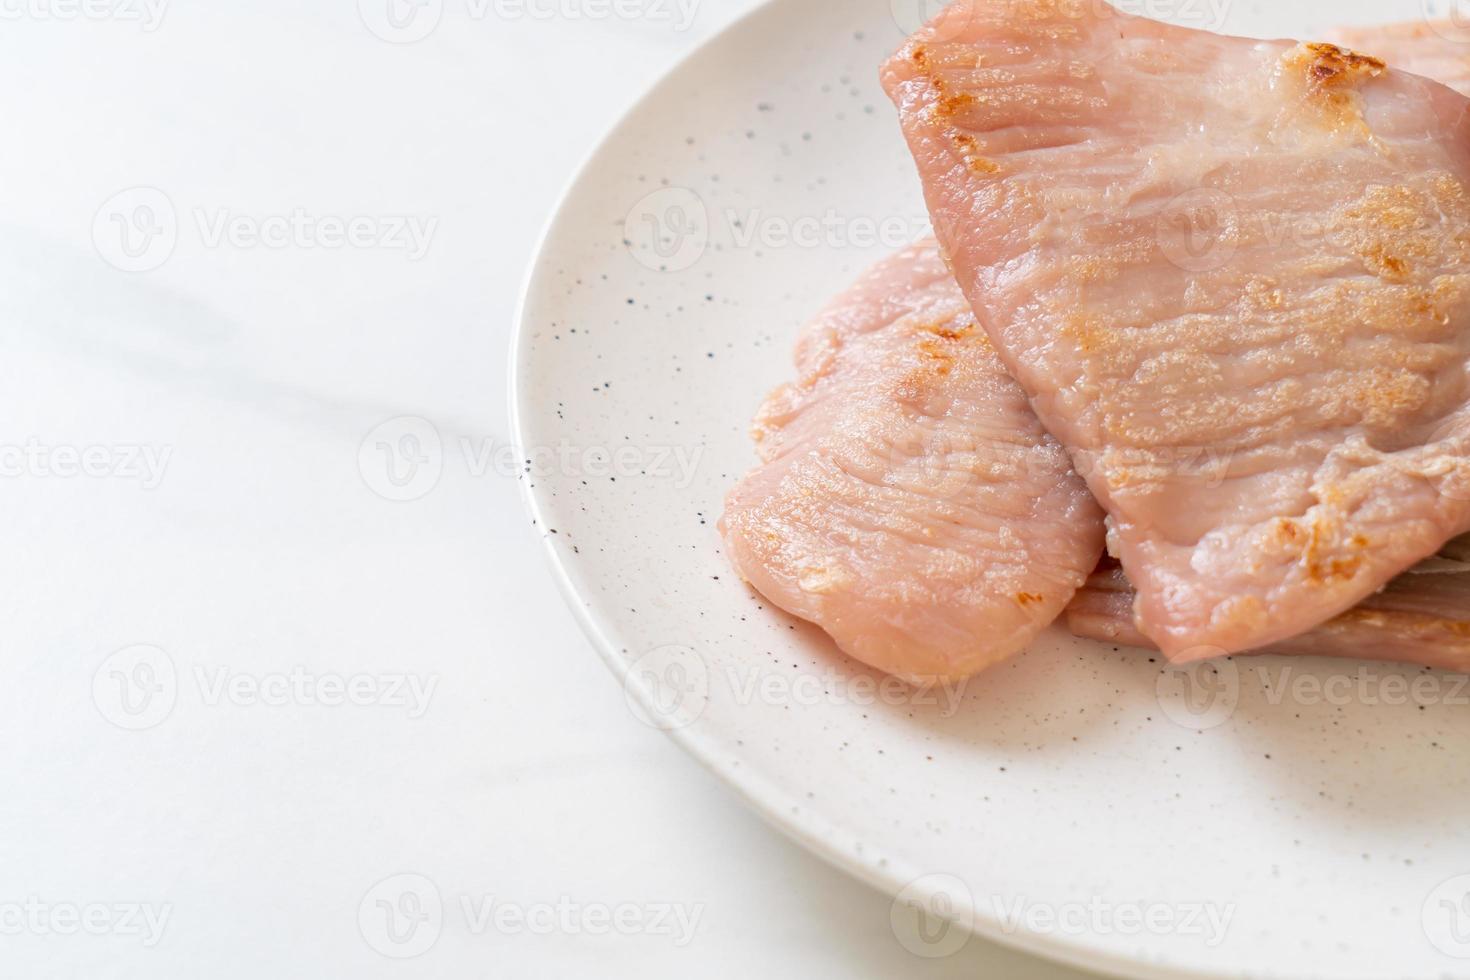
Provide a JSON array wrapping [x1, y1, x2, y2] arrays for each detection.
[[882, 1, 1470, 659], [1068, 536, 1470, 671], [1330, 21, 1470, 97], [1067, 21, 1470, 669], [720, 241, 1105, 683]]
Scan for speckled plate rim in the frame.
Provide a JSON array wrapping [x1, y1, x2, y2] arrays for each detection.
[[509, 4, 1231, 977]]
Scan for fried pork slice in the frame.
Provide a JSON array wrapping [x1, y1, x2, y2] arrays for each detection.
[[883, 0, 1470, 659], [720, 241, 1105, 683]]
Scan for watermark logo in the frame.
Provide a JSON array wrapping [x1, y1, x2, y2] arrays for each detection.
[[624, 187, 709, 274], [1424, 874, 1470, 958], [1152, 182, 1434, 276], [1424, 0, 1470, 44], [358, 0, 443, 42], [889, 0, 996, 42], [1081, 446, 1238, 492], [1156, 187, 1238, 274], [359, 416, 444, 503], [623, 645, 710, 731], [888, 429, 1060, 502], [93, 187, 177, 273], [92, 645, 178, 731], [1155, 652, 1238, 731], [359, 874, 443, 959], [890, 0, 950, 37], [891, 874, 973, 958]]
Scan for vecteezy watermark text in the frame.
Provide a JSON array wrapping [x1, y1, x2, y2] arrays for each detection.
[[193, 209, 435, 259], [0, 898, 172, 947], [92, 645, 439, 731], [357, 0, 700, 44], [623, 186, 931, 273], [358, 416, 705, 502], [193, 666, 437, 718], [889, 0, 1230, 40], [93, 187, 438, 273], [622, 644, 971, 732], [1156, 655, 1470, 731], [889, 874, 1235, 959], [992, 896, 1236, 947], [358, 874, 703, 959], [0, 440, 171, 489], [0, 0, 168, 29]]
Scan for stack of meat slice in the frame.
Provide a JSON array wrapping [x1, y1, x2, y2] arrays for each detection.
[[1068, 535, 1470, 671], [722, 1, 1470, 683]]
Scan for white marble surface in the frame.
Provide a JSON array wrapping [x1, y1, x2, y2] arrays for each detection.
[[0, 2, 1112, 977]]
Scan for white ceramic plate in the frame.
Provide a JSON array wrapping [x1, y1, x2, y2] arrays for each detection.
[[512, 2, 1470, 976]]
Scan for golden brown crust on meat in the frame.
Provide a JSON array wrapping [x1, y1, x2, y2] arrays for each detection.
[[1279, 42, 1387, 135], [1300, 42, 1386, 85]]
